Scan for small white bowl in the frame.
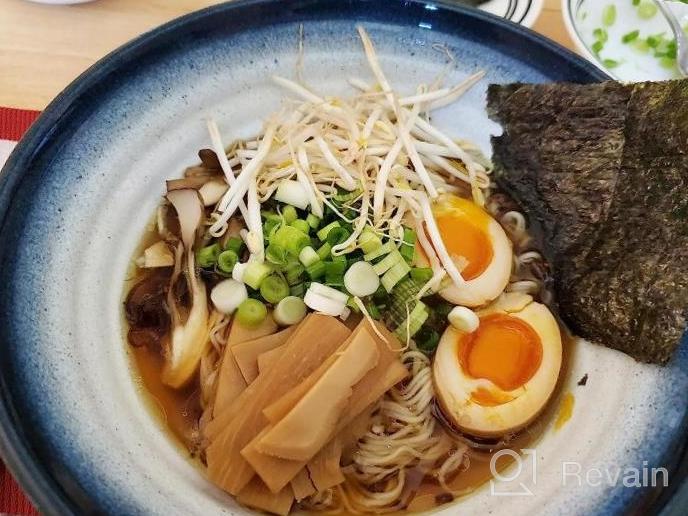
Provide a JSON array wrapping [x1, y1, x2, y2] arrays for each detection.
[[563, 0, 688, 81]]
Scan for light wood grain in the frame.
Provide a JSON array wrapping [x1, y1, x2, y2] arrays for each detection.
[[0, 0, 576, 110]]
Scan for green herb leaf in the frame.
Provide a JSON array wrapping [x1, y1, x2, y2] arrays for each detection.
[[592, 40, 605, 55], [602, 5, 617, 26], [622, 30, 640, 43], [638, 1, 658, 20], [647, 34, 664, 48], [593, 27, 609, 43], [659, 56, 676, 69], [602, 59, 621, 68], [632, 38, 650, 53]]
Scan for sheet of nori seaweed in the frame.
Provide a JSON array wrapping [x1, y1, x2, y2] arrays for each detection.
[[488, 80, 688, 365]]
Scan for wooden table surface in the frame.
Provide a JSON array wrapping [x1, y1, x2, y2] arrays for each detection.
[[0, 0, 575, 111]]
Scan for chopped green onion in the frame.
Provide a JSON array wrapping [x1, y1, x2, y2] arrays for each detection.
[[593, 27, 608, 43], [236, 298, 268, 327], [316, 242, 332, 261], [291, 218, 311, 235], [197, 244, 221, 268], [264, 219, 281, 238], [265, 244, 287, 266], [309, 282, 348, 304], [317, 221, 341, 242], [299, 246, 320, 267], [592, 40, 604, 55], [275, 180, 309, 210], [410, 267, 433, 283], [386, 278, 421, 330], [400, 227, 416, 263], [282, 205, 298, 224], [243, 261, 272, 290], [306, 213, 321, 229], [436, 302, 453, 321], [393, 301, 429, 342], [602, 5, 616, 26], [364, 241, 396, 261], [224, 236, 244, 254], [326, 226, 351, 246], [373, 284, 388, 302], [415, 326, 440, 355], [633, 38, 650, 53], [381, 260, 411, 293], [260, 274, 290, 304], [343, 208, 357, 221], [290, 282, 307, 298], [273, 296, 308, 326], [325, 261, 347, 286], [303, 288, 347, 316], [346, 297, 361, 313], [448, 306, 480, 333], [358, 231, 382, 255], [262, 211, 282, 223], [333, 189, 362, 203], [647, 33, 664, 48], [326, 276, 345, 288], [211, 279, 248, 315], [633, 0, 640, 5], [638, 2, 657, 20], [217, 250, 239, 273], [347, 254, 364, 268], [659, 56, 676, 69], [602, 59, 620, 68], [622, 30, 640, 44], [373, 250, 405, 276], [344, 261, 380, 297], [284, 262, 305, 284], [306, 260, 326, 280], [272, 225, 310, 255], [366, 301, 381, 320], [666, 40, 677, 59]]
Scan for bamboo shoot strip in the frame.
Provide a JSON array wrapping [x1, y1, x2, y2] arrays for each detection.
[[232, 326, 297, 385], [236, 477, 294, 516], [255, 328, 380, 460], [307, 438, 345, 492], [205, 314, 351, 495], [212, 314, 278, 418], [242, 321, 408, 494]]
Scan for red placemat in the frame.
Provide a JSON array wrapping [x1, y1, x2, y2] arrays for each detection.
[[0, 105, 42, 516]]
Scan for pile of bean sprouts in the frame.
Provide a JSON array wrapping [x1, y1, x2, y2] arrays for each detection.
[[203, 26, 491, 300]]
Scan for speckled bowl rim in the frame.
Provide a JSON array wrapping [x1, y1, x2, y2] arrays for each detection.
[[3, 0, 685, 515]]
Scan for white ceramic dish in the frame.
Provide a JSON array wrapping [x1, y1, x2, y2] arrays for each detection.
[[563, 0, 688, 81]]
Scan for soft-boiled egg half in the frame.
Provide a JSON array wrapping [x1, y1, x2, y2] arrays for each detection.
[[417, 195, 512, 307], [433, 293, 562, 437]]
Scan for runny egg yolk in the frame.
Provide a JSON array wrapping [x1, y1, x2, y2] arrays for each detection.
[[435, 198, 493, 281], [459, 313, 543, 395]]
